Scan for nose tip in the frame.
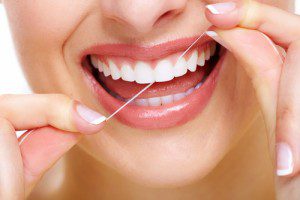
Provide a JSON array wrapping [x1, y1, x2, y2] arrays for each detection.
[[105, 0, 187, 34]]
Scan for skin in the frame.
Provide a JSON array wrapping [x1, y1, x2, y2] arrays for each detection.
[[0, 0, 299, 199]]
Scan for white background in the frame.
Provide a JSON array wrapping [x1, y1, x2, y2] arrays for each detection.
[[1, 2, 300, 94]]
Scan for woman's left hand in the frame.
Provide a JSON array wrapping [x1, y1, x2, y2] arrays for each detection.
[[204, 1, 300, 199]]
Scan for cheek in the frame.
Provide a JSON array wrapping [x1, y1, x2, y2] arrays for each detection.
[[4, 0, 89, 47]]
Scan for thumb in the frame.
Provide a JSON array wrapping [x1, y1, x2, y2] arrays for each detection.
[[19, 127, 80, 196], [206, 28, 283, 135]]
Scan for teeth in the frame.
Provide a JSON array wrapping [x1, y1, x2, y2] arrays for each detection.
[[161, 95, 174, 105], [148, 97, 162, 106], [205, 45, 211, 61], [135, 61, 155, 84], [90, 42, 217, 83], [173, 93, 186, 101], [91, 55, 98, 68], [131, 82, 204, 107], [185, 88, 194, 96], [108, 60, 121, 80], [173, 57, 187, 77], [155, 60, 174, 82], [121, 63, 135, 82], [102, 63, 111, 77], [197, 51, 205, 67], [135, 99, 149, 106], [187, 50, 198, 72]]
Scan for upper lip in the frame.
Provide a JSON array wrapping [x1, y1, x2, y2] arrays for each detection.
[[81, 35, 211, 61]]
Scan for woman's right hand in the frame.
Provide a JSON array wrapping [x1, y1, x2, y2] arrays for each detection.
[[0, 94, 106, 199]]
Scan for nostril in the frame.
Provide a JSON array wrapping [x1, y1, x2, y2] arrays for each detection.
[[155, 10, 181, 26]]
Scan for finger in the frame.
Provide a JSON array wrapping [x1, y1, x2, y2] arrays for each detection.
[[206, 28, 283, 141], [205, 0, 300, 47], [19, 126, 80, 196], [0, 94, 106, 134], [276, 40, 300, 177], [0, 118, 24, 199]]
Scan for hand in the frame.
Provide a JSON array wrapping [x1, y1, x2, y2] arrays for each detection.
[[204, 1, 300, 199], [0, 94, 106, 199]]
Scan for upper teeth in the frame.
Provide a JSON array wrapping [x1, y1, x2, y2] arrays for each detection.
[[90, 42, 216, 84]]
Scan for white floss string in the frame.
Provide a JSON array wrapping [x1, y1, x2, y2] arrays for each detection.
[[106, 32, 206, 121]]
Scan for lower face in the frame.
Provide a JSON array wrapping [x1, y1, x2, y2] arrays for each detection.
[[4, 0, 291, 187]]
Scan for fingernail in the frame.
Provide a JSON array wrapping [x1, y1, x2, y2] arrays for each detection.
[[206, 2, 236, 15], [205, 31, 232, 51], [276, 142, 294, 176], [76, 103, 106, 125]]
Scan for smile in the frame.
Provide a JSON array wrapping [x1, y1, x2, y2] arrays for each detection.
[[82, 36, 225, 129]]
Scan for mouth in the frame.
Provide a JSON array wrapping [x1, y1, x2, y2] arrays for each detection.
[[82, 36, 225, 129]]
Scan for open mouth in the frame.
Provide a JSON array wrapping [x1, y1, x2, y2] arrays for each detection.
[[82, 36, 225, 129]]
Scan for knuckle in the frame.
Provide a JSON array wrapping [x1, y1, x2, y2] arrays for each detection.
[[277, 105, 299, 132], [0, 118, 14, 133]]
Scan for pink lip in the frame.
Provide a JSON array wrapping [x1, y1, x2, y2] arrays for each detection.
[[81, 36, 211, 61]]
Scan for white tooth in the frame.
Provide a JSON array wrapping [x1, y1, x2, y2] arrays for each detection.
[[91, 55, 98, 68], [173, 57, 187, 77], [195, 82, 202, 89], [98, 60, 103, 72], [197, 51, 205, 67], [102, 63, 111, 77], [161, 95, 173, 105], [185, 88, 194, 96], [173, 93, 186, 101], [210, 42, 216, 56], [108, 60, 121, 80], [121, 63, 134, 82], [155, 60, 174, 82], [135, 61, 155, 84], [148, 97, 162, 106], [135, 99, 149, 106], [205, 45, 211, 60], [187, 50, 198, 72]]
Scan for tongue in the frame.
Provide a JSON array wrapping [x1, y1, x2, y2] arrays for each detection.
[[99, 68, 205, 99]]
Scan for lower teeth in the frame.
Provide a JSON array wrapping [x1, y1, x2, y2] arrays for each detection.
[[115, 80, 204, 107]]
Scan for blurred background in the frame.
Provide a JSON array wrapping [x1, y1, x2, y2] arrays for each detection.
[[0, 2, 300, 94]]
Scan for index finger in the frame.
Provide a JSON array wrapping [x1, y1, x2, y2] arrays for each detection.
[[205, 0, 300, 47]]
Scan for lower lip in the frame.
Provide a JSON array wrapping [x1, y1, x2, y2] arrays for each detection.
[[84, 53, 225, 130]]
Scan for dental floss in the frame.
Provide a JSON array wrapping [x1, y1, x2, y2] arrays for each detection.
[[105, 32, 206, 121]]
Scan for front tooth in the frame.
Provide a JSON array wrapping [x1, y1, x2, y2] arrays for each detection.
[[197, 51, 205, 67], [135, 62, 155, 84], [205, 45, 211, 60], [91, 55, 98, 68], [135, 99, 149, 106], [148, 97, 162, 106], [102, 63, 111, 77], [173, 93, 186, 101], [210, 42, 216, 56], [155, 60, 174, 82], [173, 57, 187, 77], [187, 50, 198, 72], [161, 95, 173, 105], [121, 63, 134, 82], [108, 60, 121, 80]]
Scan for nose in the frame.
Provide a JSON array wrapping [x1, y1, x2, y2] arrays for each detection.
[[101, 0, 187, 34]]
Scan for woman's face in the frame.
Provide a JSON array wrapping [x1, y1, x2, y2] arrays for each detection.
[[3, 0, 293, 187]]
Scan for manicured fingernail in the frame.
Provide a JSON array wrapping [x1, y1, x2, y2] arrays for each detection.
[[276, 142, 294, 176], [206, 31, 232, 51], [206, 2, 236, 15], [76, 103, 106, 125]]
